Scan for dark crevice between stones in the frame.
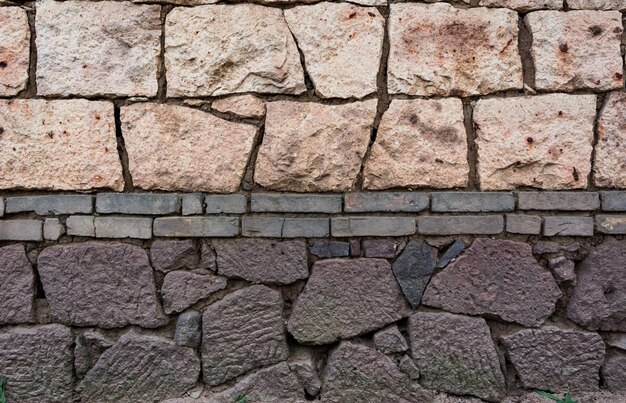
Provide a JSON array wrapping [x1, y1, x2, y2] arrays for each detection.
[[463, 98, 479, 190], [518, 13, 536, 92], [241, 123, 265, 192], [113, 104, 134, 192], [286, 22, 315, 96], [588, 93, 607, 191], [157, 5, 173, 103], [21, 3, 37, 98]]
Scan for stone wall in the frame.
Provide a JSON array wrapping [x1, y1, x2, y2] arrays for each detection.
[[1, 0, 626, 402]]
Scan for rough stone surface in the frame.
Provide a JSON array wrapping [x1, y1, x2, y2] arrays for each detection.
[[0, 99, 123, 191], [507, 214, 543, 235], [202, 285, 288, 385], [432, 192, 515, 212], [606, 333, 626, 351], [0, 244, 34, 324], [479, 0, 562, 10], [288, 258, 411, 344], [409, 312, 506, 401], [166, 4, 305, 97], [251, 193, 342, 213], [363, 239, 402, 258], [96, 193, 181, 215], [518, 191, 600, 210], [544, 216, 594, 236], [151, 239, 199, 273], [548, 256, 576, 283], [79, 332, 200, 402], [6, 195, 93, 215], [174, 310, 202, 349], [437, 240, 465, 269], [475, 94, 596, 190], [153, 217, 240, 237], [597, 215, 626, 234], [285, 3, 383, 98], [399, 355, 420, 380], [74, 331, 113, 379], [392, 240, 436, 308], [526, 11, 623, 92], [38, 242, 168, 328], [205, 194, 247, 214], [601, 191, 626, 211], [364, 98, 468, 189], [373, 324, 409, 354], [162, 270, 227, 314], [122, 103, 258, 192], [310, 241, 350, 258], [67, 215, 95, 237], [596, 91, 626, 188], [567, 237, 626, 331], [44, 218, 64, 241], [212, 95, 266, 118], [423, 238, 561, 327], [332, 216, 416, 237], [94, 216, 152, 239], [289, 348, 321, 397], [37, 0, 160, 97], [0, 7, 30, 96], [242, 216, 330, 238], [602, 351, 626, 391], [418, 216, 504, 235], [255, 100, 376, 191], [567, 0, 626, 9], [182, 193, 203, 216], [344, 192, 430, 212], [0, 219, 42, 241], [501, 327, 605, 391]]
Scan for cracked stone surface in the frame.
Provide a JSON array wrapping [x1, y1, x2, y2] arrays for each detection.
[[391, 240, 437, 308], [373, 324, 409, 354], [595, 91, 626, 188], [150, 239, 199, 273], [0, 7, 29, 96], [0, 244, 34, 324], [602, 351, 626, 391], [75, 330, 114, 379], [161, 270, 227, 314], [211, 95, 266, 118]]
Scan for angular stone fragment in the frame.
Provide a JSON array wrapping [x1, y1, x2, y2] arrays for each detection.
[[37, 0, 160, 97], [364, 98, 468, 189], [475, 94, 595, 189], [162, 270, 227, 314], [321, 342, 434, 402], [423, 238, 561, 327], [122, 103, 258, 192], [285, 3, 383, 98], [43, 218, 64, 241], [363, 239, 402, 258], [388, 3, 522, 96], [0, 99, 123, 191], [437, 240, 465, 269], [202, 285, 288, 385], [603, 351, 626, 391], [212, 95, 266, 118], [79, 332, 200, 402], [0, 244, 35, 324], [289, 348, 321, 396], [479, 0, 562, 10], [0, 7, 29, 95], [606, 334, 626, 351], [392, 240, 436, 308], [567, 237, 626, 331], [373, 324, 409, 354], [399, 355, 420, 380], [501, 327, 605, 391], [75, 331, 113, 378], [0, 325, 74, 402], [595, 91, 626, 188], [597, 215, 626, 234], [200, 242, 217, 271], [288, 258, 411, 344], [409, 312, 506, 401], [567, 0, 626, 9], [255, 100, 376, 191], [38, 242, 168, 328], [548, 256, 576, 283], [175, 310, 202, 349], [151, 239, 198, 273], [166, 4, 305, 97]]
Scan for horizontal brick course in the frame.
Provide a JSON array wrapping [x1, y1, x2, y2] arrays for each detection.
[[506, 214, 542, 235], [153, 217, 239, 237], [251, 194, 341, 213], [0, 219, 42, 241], [518, 192, 600, 211], [432, 192, 515, 213], [331, 217, 416, 237], [95, 217, 153, 239], [205, 195, 247, 214], [242, 216, 329, 238], [544, 216, 594, 236], [601, 192, 626, 211], [344, 192, 429, 213], [596, 215, 626, 234], [182, 194, 203, 216], [96, 193, 180, 215], [66, 216, 95, 237], [418, 216, 504, 235], [6, 195, 93, 215]]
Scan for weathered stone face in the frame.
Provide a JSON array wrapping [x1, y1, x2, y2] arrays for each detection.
[[150, 239, 199, 273], [364, 98, 469, 189], [0, 99, 124, 191], [36, 0, 160, 97], [0, 244, 34, 324], [174, 310, 202, 349], [161, 270, 227, 314], [595, 91, 626, 188], [501, 327, 605, 391], [567, 0, 626, 9], [474, 94, 596, 190], [74, 330, 113, 379], [0, 7, 29, 96], [479, 0, 562, 10], [288, 258, 411, 344], [122, 103, 258, 192], [289, 347, 321, 396], [211, 95, 266, 118], [408, 312, 506, 401], [526, 11, 623, 92], [285, 3, 384, 98], [38, 242, 168, 328], [79, 332, 200, 402], [255, 100, 377, 192], [373, 324, 409, 354], [388, 3, 522, 96], [165, 4, 305, 97], [392, 240, 436, 308], [602, 351, 626, 391], [422, 238, 561, 327]]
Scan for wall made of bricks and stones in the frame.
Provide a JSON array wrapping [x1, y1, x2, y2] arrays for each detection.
[[1, 0, 626, 401]]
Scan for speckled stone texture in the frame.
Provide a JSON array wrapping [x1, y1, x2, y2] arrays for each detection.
[[595, 91, 626, 188], [0, 7, 29, 96], [0, 244, 34, 324]]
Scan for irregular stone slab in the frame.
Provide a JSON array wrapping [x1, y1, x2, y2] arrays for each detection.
[[437, 240, 465, 269], [79, 332, 200, 402], [75, 331, 113, 378], [567, 237, 626, 331], [0, 7, 29, 95], [285, 3, 383, 98], [289, 348, 321, 396], [122, 103, 258, 192], [526, 10, 623, 92], [501, 326, 605, 391], [409, 312, 506, 401], [38, 242, 168, 328], [150, 239, 198, 273], [202, 285, 288, 385], [399, 355, 420, 380], [423, 238, 561, 327], [373, 324, 409, 354], [0, 99, 123, 191], [255, 100, 376, 191], [479, 0, 562, 10], [567, 0, 626, 10], [212, 95, 266, 118], [175, 310, 202, 349], [162, 270, 227, 314], [595, 91, 626, 188], [214, 239, 308, 284], [288, 258, 411, 344], [364, 98, 468, 189], [0, 325, 74, 402], [392, 240, 436, 308], [388, 3, 522, 96], [504, 391, 626, 403], [36, 0, 160, 97], [321, 342, 434, 402], [0, 244, 34, 324], [475, 94, 595, 190], [165, 4, 305, 97], [603, 351, 626, 391], [260, 0, 385, 5], [363, 239, 402, 258]]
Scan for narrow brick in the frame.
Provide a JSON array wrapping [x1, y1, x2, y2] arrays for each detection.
[[506, 215, 542, 235], [596, 215, 626, 234], [0, 220, 43, 241], [544, 216, 594, 236], [66, 216, 95, 237], [96, 193, 180, 215], [251, 193, 341, 213], [0, 198, 4, 217], [43, 218, 64, 241], [153, 217, 239, 237], [182, 193, 203, 216], [518, 192, 599, 211], [6, 195, 93, 215], [344, 192, 429, 213], [205, 194, 247, 214], [432, 192, 514, 212], [601, 192, 626, 211], [331, 217, 416, 237], [310, 241, 350, 258], [418, 216, 503, 235], [95, 217, 153, 239], [242, 217, 329, 238]]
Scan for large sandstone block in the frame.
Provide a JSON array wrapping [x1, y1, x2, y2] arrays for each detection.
[[0, 244, 34, 324], [474, 94, 596, 190], [36, 0, 160, 97], [0, 99, 124, 191], [255, 100, 377, 192], [0, 7, 29, 96], [595, 91, 626, 188], [122, 103, 257, 192], [388, 3, 522, 96], [38, 242, 168, 328], [364, 98, 468, 189], [284, 3, 384, 98], [165, 4, 305, 97], [525, 10, 623, 91]]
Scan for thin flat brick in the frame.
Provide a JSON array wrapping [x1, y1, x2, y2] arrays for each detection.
[[205, 194, 247, 214], [0, 198, 4, 217], [251, 194, 341, 213], [153, 217, 239, 237], [182, 193, 203, 216], [96, 193, 180, 215], [344, 192, 429, 213], [601, 192, 626, 211], [95, 217, 153, 239], [518, 192, 600, 211], [242, 217, 329, 238], [0, 220, 43, 241], [310, 241, 350, 258], [432, 192, 515, 212], [331, 217, 416, 237], [43, 218, 64, 241], [596, 215, 626, 234], [507, 215, 542, 235], [544, 216, 594, 236], [66, 216, 95, 237], [6, 195, 93, 215], [418, 216, 504, 235]]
